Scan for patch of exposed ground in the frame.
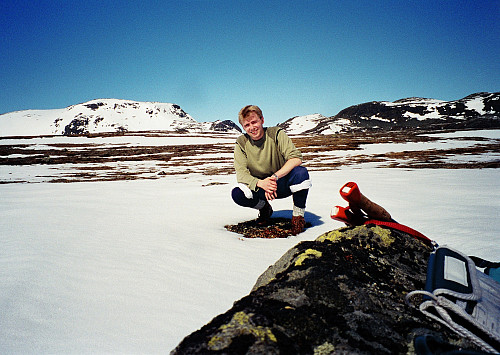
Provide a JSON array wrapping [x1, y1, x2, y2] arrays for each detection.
[[224, 218, 313, 239]]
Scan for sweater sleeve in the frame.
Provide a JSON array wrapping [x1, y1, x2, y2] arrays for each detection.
[[234, 142, 260, 191]]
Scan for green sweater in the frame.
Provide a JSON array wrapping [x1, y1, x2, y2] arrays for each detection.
[[234, 127, 303, 191]]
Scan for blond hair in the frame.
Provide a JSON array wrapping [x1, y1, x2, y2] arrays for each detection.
[[238, 105, 263, 125]]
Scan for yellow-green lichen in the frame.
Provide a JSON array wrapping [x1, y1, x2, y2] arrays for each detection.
[[207, 311, 277, 351], [295, 248, 323, 266], [207, 335, 225, 350], [371, 225, 394, 246], [317, 225, 395, 247], [314, 341, 336, 354], [317, 225, 368, 243], [317, 229, 344, 243]]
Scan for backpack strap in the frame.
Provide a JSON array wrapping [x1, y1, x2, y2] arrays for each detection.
[[469, 256, 500, 282], [469, 256, 500, 270], [235, 134, 248, 156], [266, 127, 283, 145]]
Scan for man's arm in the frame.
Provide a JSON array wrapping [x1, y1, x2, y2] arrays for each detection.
[[257, 157, 302, 200], [273, 157, 302, 180], [234, 142, 260, 191]]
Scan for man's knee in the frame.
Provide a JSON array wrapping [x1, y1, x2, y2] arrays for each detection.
[[289, 166, 311, 193], [232, 186, 262, 208], [231, 187, 247, 206], [289, 165, 309, 179]]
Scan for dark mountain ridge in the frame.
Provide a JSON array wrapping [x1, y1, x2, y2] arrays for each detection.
[[279, 92, 500, 134]]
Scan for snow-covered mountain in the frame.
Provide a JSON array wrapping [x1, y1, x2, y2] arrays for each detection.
[[2, 93, 498, 137], [0, 99, 241, 137], [280, 92, 500, 135]]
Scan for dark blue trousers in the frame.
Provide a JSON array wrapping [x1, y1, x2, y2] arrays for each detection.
[[232, 166, 311, 209]]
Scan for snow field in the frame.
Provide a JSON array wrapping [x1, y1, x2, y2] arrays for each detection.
[[0, 165, 498, 353]]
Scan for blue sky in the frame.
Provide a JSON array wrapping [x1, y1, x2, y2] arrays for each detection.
[[1, 0, 498, 126]]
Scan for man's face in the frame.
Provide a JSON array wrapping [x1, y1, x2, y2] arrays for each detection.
[[242, 112, 265, 141]]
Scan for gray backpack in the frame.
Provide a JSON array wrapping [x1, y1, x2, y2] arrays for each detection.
[[406, 246, 500, 353]]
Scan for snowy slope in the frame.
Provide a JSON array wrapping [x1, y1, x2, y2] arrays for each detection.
[[0, 99, 241, 137], [278, 113, 327, 134]]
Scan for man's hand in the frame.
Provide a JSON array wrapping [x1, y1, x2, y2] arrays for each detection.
[[257, 176, 278, 201], [261, 158, 302, 200]]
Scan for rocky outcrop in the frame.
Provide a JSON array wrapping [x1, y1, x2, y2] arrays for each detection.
[[171, 225, 477, 354], [210, 119, 242, 133], [333, 92, 500, 131], [279, 92, 500, 134]]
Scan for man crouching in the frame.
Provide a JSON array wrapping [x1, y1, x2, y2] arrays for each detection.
[[231, 105, 312, 235]]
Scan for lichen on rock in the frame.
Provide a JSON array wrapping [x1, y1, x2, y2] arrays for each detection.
[[294, 248, 323, 266], [171, 225, 476, 354], [318, 224, 394, 247], [207, 311, 277, 352]]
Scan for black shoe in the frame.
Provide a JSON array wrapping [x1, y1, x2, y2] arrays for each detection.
[[256, 201, 273, 225]]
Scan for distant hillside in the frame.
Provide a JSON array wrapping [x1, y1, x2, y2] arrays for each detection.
[[279, 92, 500, 135], [0, 99, 241, 137], [2, 93, 498, 137]]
